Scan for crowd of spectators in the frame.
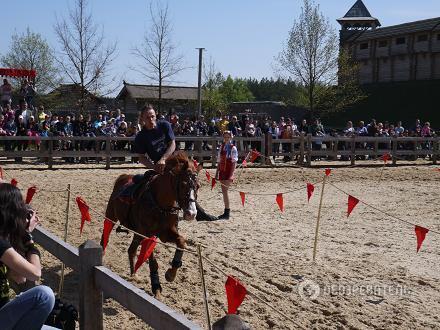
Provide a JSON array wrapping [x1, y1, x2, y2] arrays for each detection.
[[0, 76, 437, 163]]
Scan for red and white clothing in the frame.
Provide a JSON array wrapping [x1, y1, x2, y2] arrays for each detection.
[[217, 142, 238, 180]]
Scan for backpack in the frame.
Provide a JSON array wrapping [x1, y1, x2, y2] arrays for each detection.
[[45, 298, 78, 330]]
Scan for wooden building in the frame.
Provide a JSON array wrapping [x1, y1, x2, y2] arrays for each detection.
[[338, 0, 440, 84], [116, 82, 199, 117], [45, 84, 107, 114]]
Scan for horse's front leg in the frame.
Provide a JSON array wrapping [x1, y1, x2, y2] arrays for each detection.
[[148, 251, 162, 299], [165, 235, 185, 282], [128, 234, 143, 276]]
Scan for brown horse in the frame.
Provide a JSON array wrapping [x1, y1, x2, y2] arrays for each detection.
[[102, 151, 198, 298]]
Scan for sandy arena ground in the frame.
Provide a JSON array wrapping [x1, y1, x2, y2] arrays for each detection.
[[1, 160, 439, 329]]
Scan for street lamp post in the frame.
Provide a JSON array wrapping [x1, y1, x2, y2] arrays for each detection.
[[196, 47, 205, 117]]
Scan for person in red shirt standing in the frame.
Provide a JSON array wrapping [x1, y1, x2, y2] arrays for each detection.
[[216, 130, 238, 220]]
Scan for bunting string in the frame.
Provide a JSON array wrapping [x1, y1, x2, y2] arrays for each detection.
[[328, 182, 440, 235]]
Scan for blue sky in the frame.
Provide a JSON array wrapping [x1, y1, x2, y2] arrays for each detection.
[[1, 0, 440, 91]]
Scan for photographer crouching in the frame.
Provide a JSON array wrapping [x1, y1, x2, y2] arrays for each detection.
[[0, 182, 56, 330]]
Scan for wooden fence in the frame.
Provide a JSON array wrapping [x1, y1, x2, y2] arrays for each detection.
[[0, 134, 438, 169], [33, 226, 201, 330]]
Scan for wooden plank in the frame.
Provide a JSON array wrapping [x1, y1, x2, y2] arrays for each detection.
[[33, 226, 80, 271], [95, 266, 201, 330], [79, 240, 103, 330]]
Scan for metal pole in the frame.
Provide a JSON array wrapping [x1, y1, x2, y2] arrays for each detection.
[[58, 183, 71, 297], [197, 244, 212, 330], [196, 48, 205, 117]]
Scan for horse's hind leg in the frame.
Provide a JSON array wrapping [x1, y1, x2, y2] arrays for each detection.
[[148, 252, 162, 299], [165, 235, 185, 282], [128, 234, 143, 276]]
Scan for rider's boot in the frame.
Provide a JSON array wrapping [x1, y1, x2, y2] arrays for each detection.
[[195, 202, 218, 221], [218, 208, 230, 220]]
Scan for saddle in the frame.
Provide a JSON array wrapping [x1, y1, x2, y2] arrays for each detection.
[[117, 170, 157, 204]]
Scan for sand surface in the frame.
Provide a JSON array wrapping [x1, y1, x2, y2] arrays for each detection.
[[1, 160, 439, 329]]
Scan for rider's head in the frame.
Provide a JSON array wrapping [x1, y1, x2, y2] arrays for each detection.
[[140, 104, 157, 129]]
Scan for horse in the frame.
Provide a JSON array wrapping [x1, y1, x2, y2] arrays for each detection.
[[101, 151, 198, 298]]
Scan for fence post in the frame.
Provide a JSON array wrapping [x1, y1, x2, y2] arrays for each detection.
[[105, 136, 111, 170], [260, 135, 265, 164], [299, 133, 305, 165], [392, 136, 398, 165], [433, 139, 439, 165], [306, 134, 312, 167], [79, 240, 103, 330], [211, 137, 217, 168], [350, 135, 356, 166], [48, 139, 54, 170], [266, 133, 274, 166]]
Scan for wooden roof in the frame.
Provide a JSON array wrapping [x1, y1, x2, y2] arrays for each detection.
[[337, 0, 380, 27], [117, 83, 200, 101], [347, 17, 440, 42]]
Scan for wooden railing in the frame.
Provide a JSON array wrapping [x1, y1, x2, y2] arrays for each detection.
[[268, 134, 439, 166], [33, 226, 200, 330], [0, 134, 438, 169]]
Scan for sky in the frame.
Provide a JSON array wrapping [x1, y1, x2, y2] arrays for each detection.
[[1, 0, 440, 92]]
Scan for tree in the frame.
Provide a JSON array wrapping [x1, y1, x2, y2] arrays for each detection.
[[314, 50, 366, 114], [132, 1, 185, 111], [219, 76, 254, 106], [1, 28, 59, 93], [202, 57, 226, 116], [278, 0, 338, 118], [54, 0, 117, 112]]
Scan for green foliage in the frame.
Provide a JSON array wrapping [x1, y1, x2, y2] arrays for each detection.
[[202, 74, 254, 116], [1, 27, 59, 93], [245, 77, 302, 105], [219, 76, 254, 104]]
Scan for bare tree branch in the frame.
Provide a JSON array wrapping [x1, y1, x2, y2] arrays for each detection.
[[131, 0, 186, 112], [53, 0, 117, 112]]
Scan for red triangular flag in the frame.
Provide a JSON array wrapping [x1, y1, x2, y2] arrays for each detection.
[[382, 153, 390, 164], [242, 159, 247, 167], [206, 171, 211, 182], [211, 178, 216, 190], [225, 276, 247, 314], [415, 225, 429, 253], [347, 195, 359, 217], [307, 183, 315, 202], [102, 218, 115, 253], [276, 193, 284, 212], [76, 196, 92, 234], [250, 150, 260, 163], [25, 186, 37, 204], [134, 236, 157, 273], [10, 178, 18, 187], [239, 192, 245, 206], [325, 169, 331, 176], [193, 159, 199, 168]]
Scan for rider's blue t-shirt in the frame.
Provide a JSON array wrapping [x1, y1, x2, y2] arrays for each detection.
[[134, 121, 175, 163]]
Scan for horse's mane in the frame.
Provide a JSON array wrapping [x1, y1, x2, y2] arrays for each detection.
[[164, 151, 194, 173]]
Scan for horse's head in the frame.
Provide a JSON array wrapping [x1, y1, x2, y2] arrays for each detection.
[[165, 152, 198, 221]]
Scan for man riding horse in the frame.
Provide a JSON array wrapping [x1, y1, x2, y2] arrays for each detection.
[[133, 104, 218, 222]]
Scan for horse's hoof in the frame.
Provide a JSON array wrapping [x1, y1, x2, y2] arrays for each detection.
[[154, 290, 161, 300], [165, 268, 177, 282]]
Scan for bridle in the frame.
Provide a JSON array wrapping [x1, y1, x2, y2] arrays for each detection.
[[139, 166, 198, 217]]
